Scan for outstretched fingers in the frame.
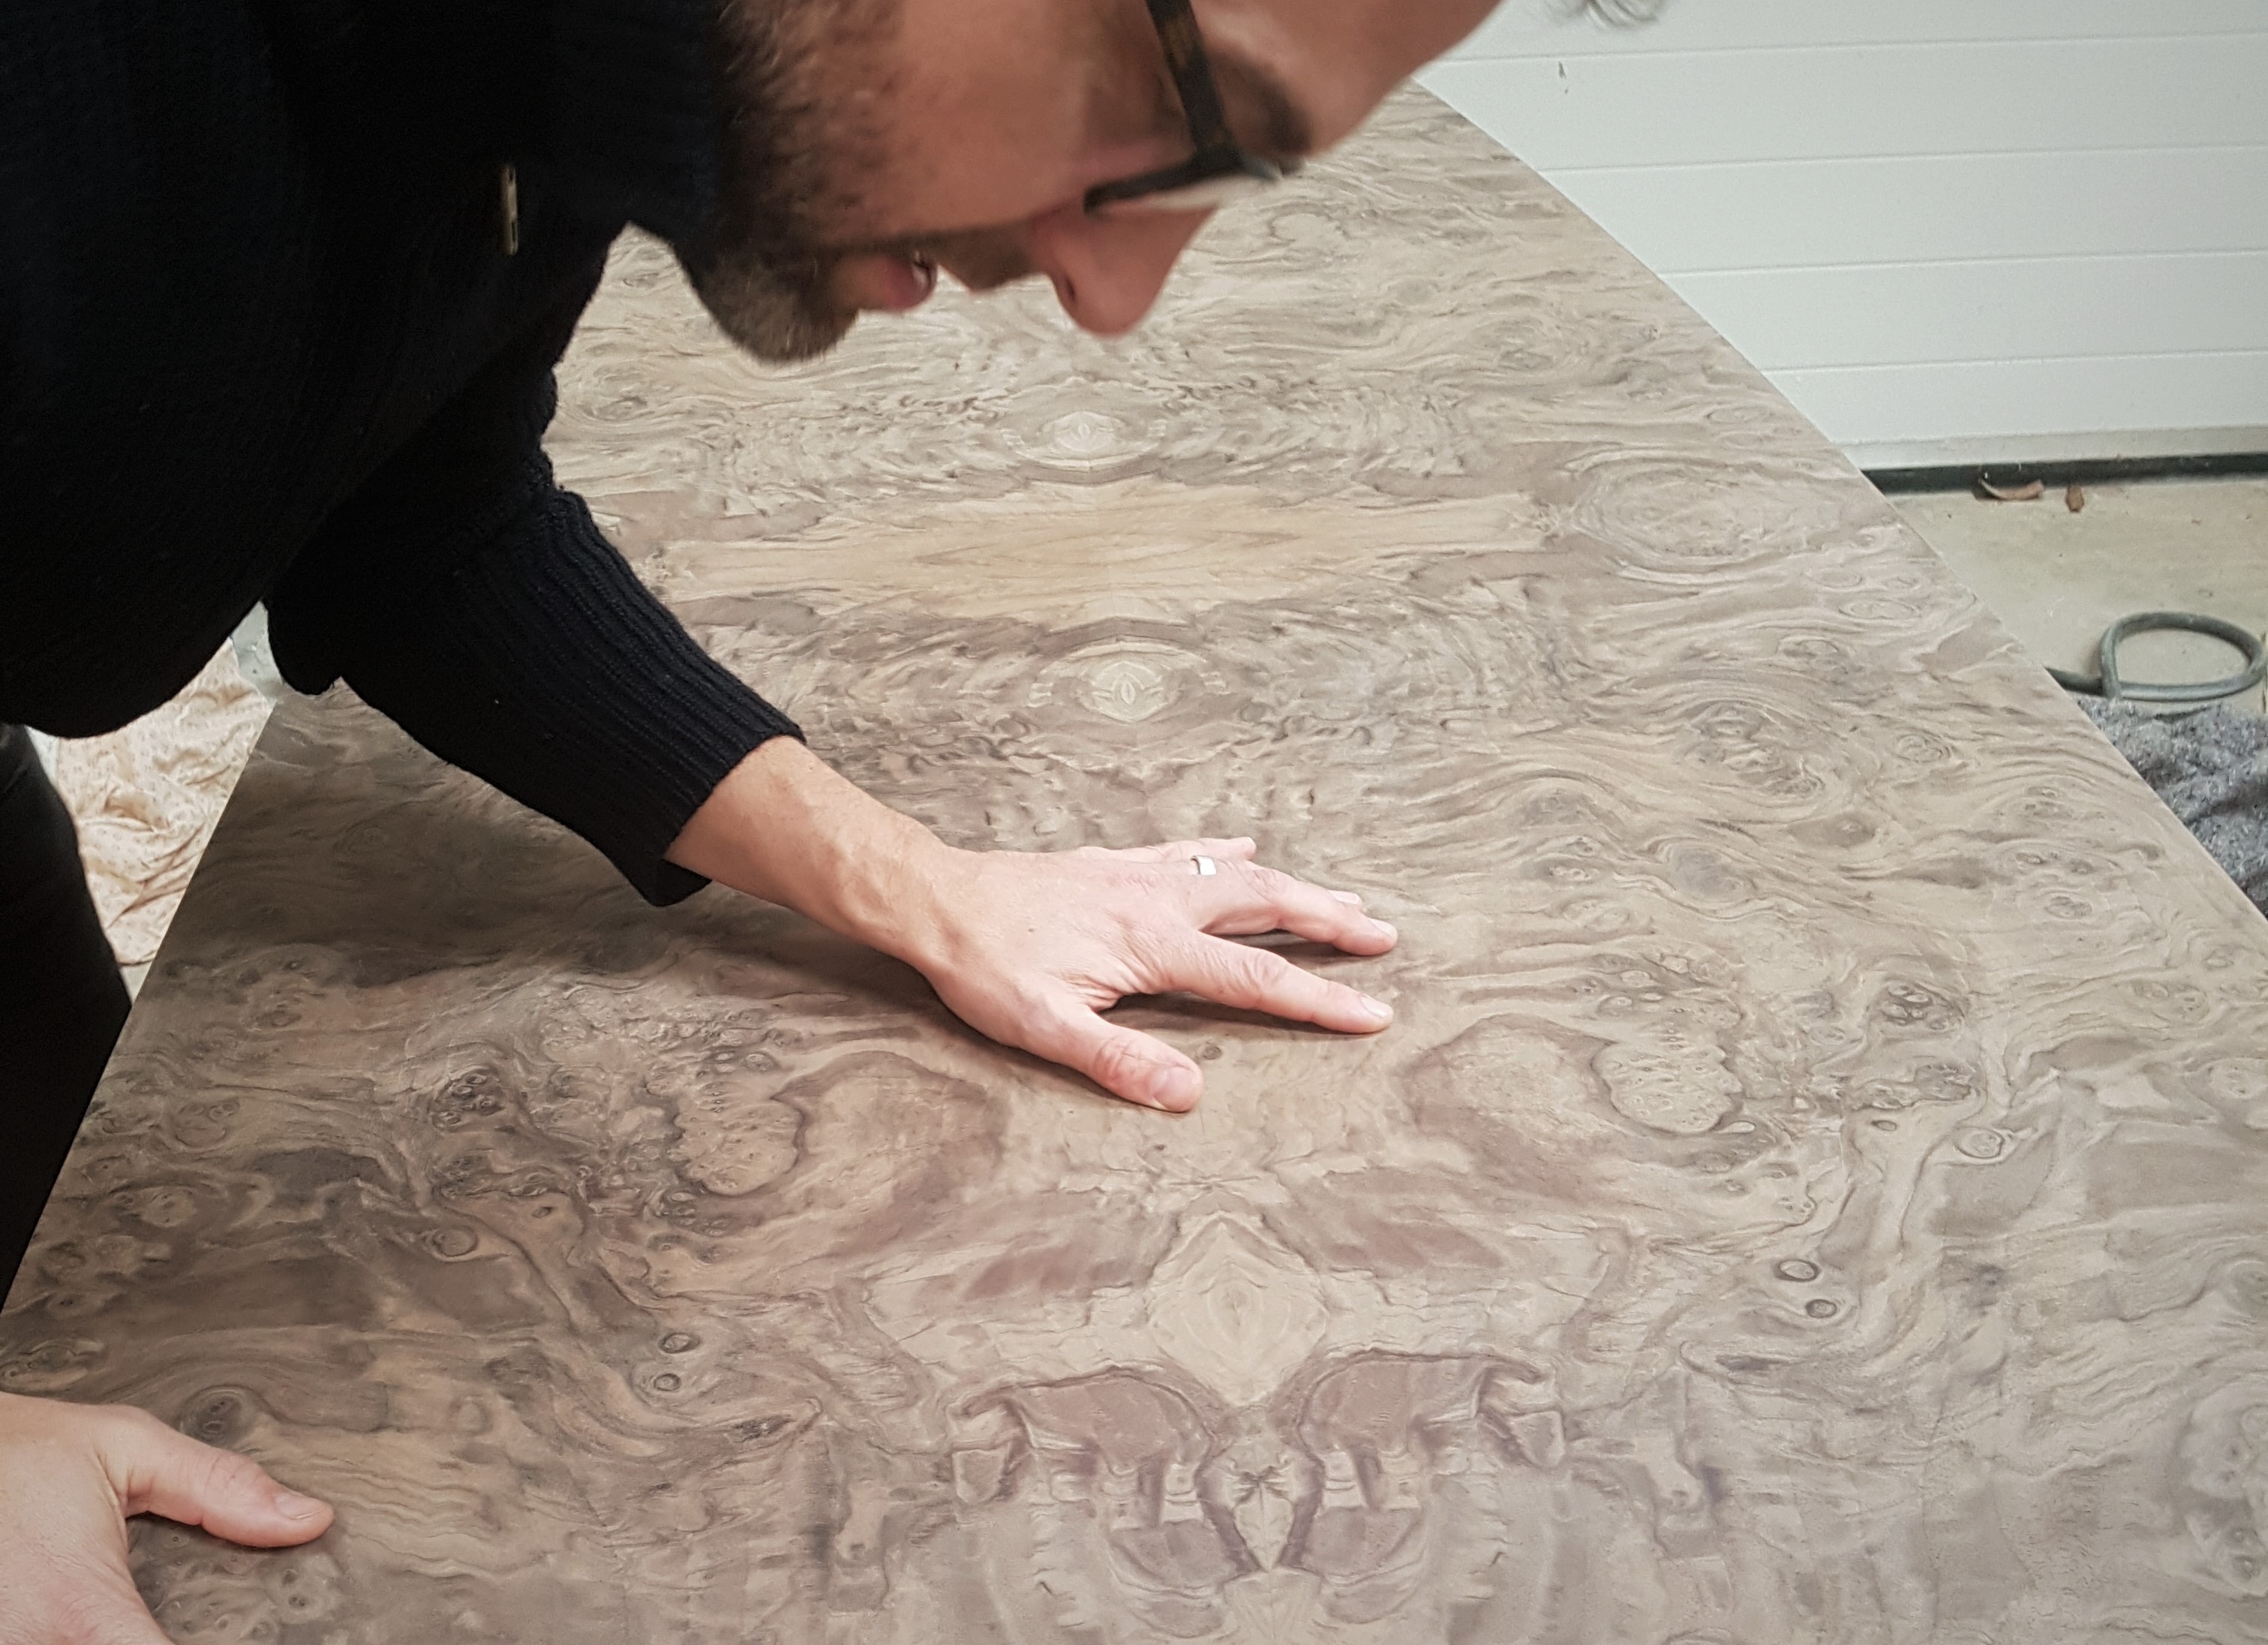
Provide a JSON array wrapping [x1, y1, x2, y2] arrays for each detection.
[[913, 837, 1400, 1115], [1020, 993, 1204, 1112], [1173, 934, 1395, 1036], [1191, 860, 1397, 954]]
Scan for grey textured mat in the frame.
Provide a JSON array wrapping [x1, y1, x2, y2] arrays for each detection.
[[2084, 697, 2268, 913]]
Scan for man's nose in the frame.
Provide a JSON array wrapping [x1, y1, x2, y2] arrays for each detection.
[[1027, 205, 1211, 336]]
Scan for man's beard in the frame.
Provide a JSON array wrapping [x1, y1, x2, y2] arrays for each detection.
[[679, 0, 898, 363]]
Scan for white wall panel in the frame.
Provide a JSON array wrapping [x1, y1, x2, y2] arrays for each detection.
[[1678, 253, 2268, 371], [1420, 40, 2268, 170], [1418, 1, 2268, 462], [1780, 353, 2268, 469], [1562, 149, 2268, 272], [1449, 2, 2268, 60]]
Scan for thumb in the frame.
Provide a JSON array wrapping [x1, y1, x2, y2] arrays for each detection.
[[100, 1409, 333, 1548], [1023, 996, 1203, 1112]]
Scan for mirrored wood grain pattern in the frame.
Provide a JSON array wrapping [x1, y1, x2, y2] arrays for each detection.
[[7, 90, 2268, 1643]]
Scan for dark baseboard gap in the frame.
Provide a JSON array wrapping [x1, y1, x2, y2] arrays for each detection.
[[1867, 451, 2268, 495]]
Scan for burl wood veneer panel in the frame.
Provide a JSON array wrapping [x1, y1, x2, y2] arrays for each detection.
[[8, 92, 2268, 1643]]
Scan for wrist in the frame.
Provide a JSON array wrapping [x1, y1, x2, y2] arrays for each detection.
[[821, 806, 968, 964], [667, 739, 964, 960]]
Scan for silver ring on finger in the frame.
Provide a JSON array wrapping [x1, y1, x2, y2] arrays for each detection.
[[1189, 854, 1218, 877]]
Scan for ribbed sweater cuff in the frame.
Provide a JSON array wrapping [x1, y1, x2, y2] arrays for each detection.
[[345, 486, 800, 905]]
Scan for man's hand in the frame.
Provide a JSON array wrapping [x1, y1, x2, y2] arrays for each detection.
[[669, 741, 1398, 1111], [897, 834, 1397, 1109], [0, 1391, 332, 1645]]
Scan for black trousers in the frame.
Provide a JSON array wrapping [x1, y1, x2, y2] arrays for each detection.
[[0, 726, 130, 1292]]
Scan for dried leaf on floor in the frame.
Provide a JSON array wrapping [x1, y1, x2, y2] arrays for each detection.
[[1977, 478, 2045, 502]]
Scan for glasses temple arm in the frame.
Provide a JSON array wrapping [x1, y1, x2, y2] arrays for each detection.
[[1143, 0, 1237, 153]]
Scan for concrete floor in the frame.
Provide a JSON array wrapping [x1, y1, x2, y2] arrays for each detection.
[[1893, 477, 2268, 715]]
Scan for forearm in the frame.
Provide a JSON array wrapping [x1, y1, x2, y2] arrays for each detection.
[[664, 738, 953, 958], [269, 292, 803, 907]]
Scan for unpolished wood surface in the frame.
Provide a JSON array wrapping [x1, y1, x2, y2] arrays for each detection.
[[9, 92, 2268, 1643]]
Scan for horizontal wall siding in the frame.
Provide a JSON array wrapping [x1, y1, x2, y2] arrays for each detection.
[[1778, 353, 2268, 457], [1419, 0, 2268, 463], [1560, 150, 2268, 272], [1452, 2, 2268, 58], [1681, 253, 2268, 370], [1424, 41, 2268, 170]]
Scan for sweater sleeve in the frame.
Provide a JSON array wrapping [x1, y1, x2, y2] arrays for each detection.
[[266, 271, 801, 906]]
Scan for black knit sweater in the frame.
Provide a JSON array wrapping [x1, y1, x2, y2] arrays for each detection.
[[0, 0, 801, 904]]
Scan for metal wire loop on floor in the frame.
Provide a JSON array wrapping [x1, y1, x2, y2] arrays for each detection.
[[2049, 611, 2268, 705]]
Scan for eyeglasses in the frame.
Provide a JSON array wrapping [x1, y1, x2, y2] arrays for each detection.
[[1083, 0, 1302, 218]]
